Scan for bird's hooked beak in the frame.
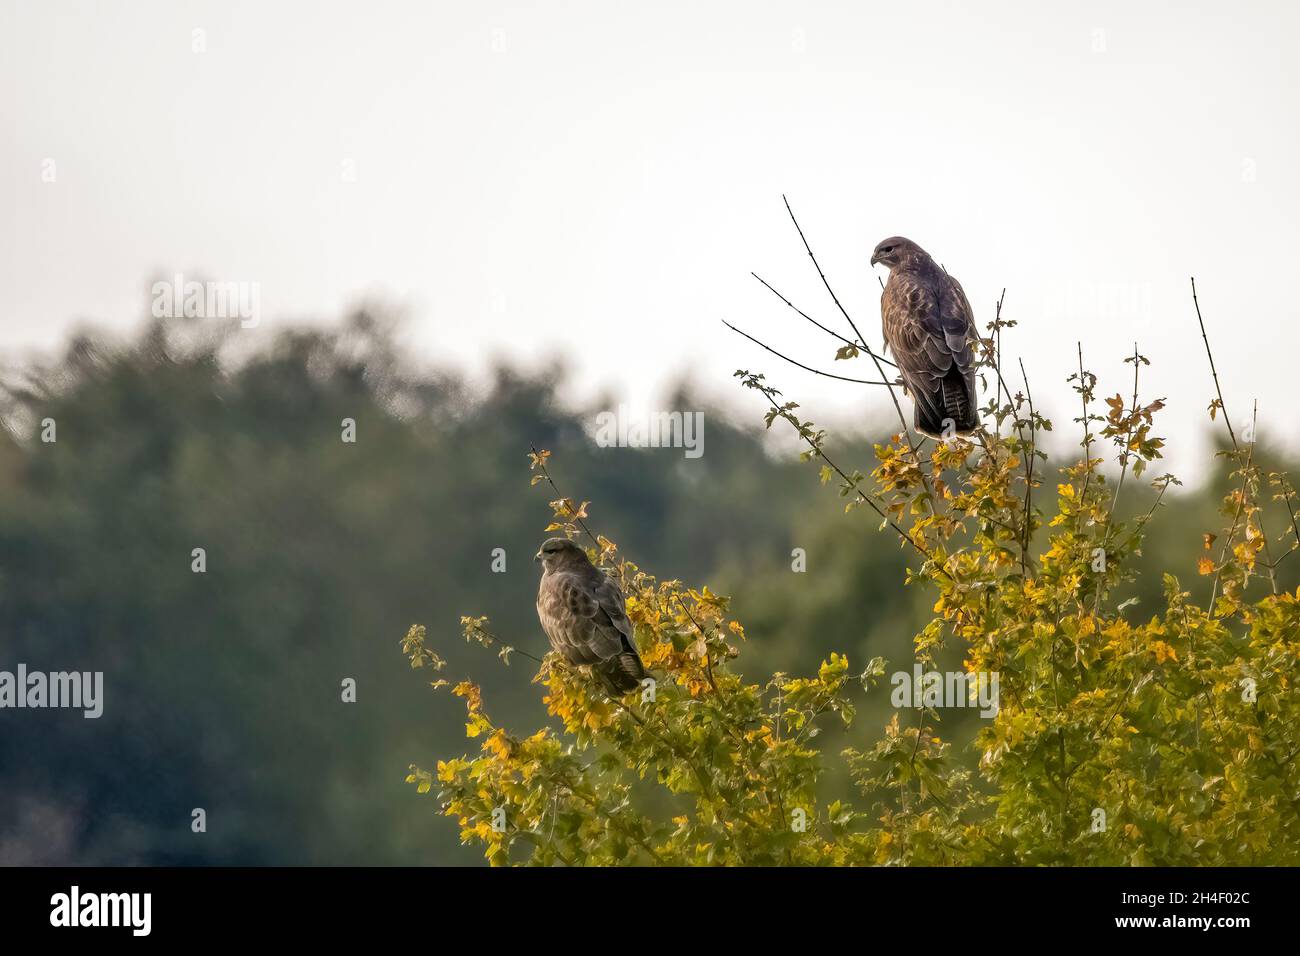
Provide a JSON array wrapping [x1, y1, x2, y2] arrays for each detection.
[[533, 548, 543, 562], [869, 251, 883, 267]]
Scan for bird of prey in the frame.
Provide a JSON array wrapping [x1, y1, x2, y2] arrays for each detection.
[[870, 236, 979, 438], [535, 537, 647, 695]]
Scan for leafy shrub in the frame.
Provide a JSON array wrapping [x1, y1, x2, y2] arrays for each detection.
[[402, 303, 1300, 866]]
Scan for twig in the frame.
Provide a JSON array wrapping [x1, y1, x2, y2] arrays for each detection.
[[505, 645, 546, 665], [783, 195, 872, 351], [1269, 478, 1300, 572], [745, 377, 951, 579], [984, 291, 1037, 557], [1093, 343, 1143, 612], [1191, 277, 1238, 450], [1208, 430, 1257, 609], [1113, 478, 1173, 555], [530, 444, 603, 552], [782, 196, 934, 506], [1108, 343, 1143, 520], [973, 290, 1038, 576], [673, 595, 720, 693], [751, 272, 898, 368], [1192, 290, 1278, 602], [1017, 357, 1038, 573], [1076, 342, 1096, 511], [1249, 402, 1280, 595], [721, 319, 892, 385]]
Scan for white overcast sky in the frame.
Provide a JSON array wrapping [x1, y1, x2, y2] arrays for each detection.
[[3, 0, 1298, 481]]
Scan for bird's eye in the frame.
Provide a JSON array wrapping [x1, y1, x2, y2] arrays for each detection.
[[883, 246, 894, 253]]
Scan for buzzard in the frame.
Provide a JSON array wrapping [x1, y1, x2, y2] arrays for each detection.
[[870, 236, 979, 438], [535, 537, 647, 695]]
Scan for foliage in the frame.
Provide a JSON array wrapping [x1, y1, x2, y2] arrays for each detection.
[[1, 304, 1293, 866], [0, 313, 820, 864], [408, 328, 1300, 866]]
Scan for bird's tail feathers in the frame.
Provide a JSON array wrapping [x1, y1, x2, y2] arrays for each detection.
[[916, 370, 978, 437], [595, 651, 647, 696]]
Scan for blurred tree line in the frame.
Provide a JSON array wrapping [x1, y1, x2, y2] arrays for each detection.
[[0, 312, 1284, 864]]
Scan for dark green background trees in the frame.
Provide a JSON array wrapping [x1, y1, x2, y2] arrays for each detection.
[[0, 312, 1283, 864]]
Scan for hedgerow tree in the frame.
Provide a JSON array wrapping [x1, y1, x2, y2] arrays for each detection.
[[401, 221, 1300, 865]]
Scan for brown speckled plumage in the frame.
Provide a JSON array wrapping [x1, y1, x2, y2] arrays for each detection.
[[535, 538, 646, 695], [871, 236, 979, 437]]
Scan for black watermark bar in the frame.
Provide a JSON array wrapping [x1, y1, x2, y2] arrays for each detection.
[[0, 866, 1282, 942]]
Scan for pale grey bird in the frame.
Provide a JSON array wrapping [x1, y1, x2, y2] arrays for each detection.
[[871, 236, 979, 437], [535, 537, 646, 695]]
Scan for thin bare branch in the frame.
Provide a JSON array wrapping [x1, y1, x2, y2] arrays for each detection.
[[742, 375, 946, 574], [781, 195, 933, 505], [750, 272, 898, 368], [1108, 343, 1143, 520], [1076, 342, 1095, 509], [721, 319, 892, 385], [1191, 277, 1238, 451], [1017, 356, 1038, 572], [782, 194, 871, 349], [530, 444, 603, 551]]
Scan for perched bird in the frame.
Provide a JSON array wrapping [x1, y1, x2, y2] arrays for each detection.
[[535, 537, 647, 695], [871, 236, 979, 438]]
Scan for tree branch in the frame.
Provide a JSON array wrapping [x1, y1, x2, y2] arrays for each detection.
[[721, 319, 893, 385]]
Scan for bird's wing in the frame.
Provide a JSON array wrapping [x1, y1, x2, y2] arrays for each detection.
[[882, 269, 977, 420], [936, 272, 977, 380], [590, 572, 636, 645], [882, 272, 947, 426], [537, 568, 629, 665], [587, 573, 646, 693]]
